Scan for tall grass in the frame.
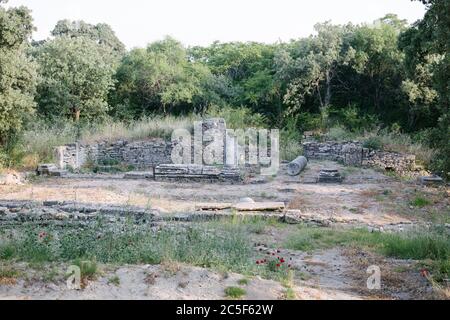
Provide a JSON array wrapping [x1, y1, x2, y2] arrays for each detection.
[[80, 115, 197, 144], [10, 115, 197, 169], [284, 226, 449, 281], [284, 225, 449, 261], [0, 221, 255, 274]]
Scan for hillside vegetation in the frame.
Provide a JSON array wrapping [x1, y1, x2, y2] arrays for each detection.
[[0, 0, 448, 177]]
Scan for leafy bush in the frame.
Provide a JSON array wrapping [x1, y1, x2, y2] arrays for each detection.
[[328, 105, 378, 132], [280, 116, 303, 161], [206, 105, 267, 129], [224, 286, 246, 299], [363, 136, 383, 150], [410, 196, 432, 208]]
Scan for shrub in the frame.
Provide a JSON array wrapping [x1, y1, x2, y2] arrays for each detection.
[[363, 136, 383, 150], [410, 196, 432, 208], [73, 259, 98, 280], [328, 105, 378, 132], [224, 286, 246, 299], [280, 116, 303, 161], [206, 105, 267, 129]]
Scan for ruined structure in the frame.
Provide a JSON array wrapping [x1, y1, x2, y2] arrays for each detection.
[[52, 119, 281, 182], [303, 141, 417, 175]]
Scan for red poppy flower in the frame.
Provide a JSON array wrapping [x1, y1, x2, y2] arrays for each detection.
[[280, 259, 285, 263], [420, 269, 429, 277], [276, 264, 281, 267]]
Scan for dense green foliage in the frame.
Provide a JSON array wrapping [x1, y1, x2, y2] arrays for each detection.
[[34, 36, 117, 121], [0, 0, 448, 177], [0, 1, 37, 145]]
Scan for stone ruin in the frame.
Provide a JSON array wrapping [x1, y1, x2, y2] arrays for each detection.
[[50, 118, 278, 182], [303, 141, 418, 176]]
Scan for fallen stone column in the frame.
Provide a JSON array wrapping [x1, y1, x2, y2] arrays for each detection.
[[287, 156, 308, 176]]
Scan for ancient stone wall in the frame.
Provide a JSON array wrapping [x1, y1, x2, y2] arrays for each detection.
[[55, 119, 278, 173], [58, 139, 174, 170], [303, 141, 416, 175]]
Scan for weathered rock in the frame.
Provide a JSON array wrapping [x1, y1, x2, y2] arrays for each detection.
[[287, 156, 308, 176], [233, 202, 285, 212], [48, 169, 68, 177], [303, 141, 417, 175], [124, 171, 154, 179], [36, 164, 67, 177], [239, 197, 255, 203], [36, 164, 58, 175], [0, 173, 24, 185], [154, 164, 241, 182], [419, 176, 444, 186], [318, 169, 343, 183], [195, 203, 233, 211]]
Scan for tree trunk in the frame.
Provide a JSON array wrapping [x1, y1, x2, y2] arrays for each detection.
[[71, 107, 80, 122], [325, 70, 332, 107]]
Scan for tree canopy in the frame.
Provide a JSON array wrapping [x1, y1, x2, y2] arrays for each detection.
[[0, 1, 37, 144]]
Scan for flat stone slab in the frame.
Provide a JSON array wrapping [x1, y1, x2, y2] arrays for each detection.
[[195, 203, 233, 211], [154, 164, 241, 182], [233, 202, 285, 212], [419, 176, 444, 186], [48, 169, 68, 177], [318, 169, 343, 183], [124, 171, 154, 179]]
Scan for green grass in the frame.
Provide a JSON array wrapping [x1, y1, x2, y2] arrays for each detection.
[[237, 278, 250, 285], [410, 196, 432, 208], [108, 275, 121, 286], [42, 268, 59, 282], [9, 115, 197, 169], [284, 288, 296, 300], [0, 266, 19, 278], [0, 244, 16, 260], [285, 226, 449, 260], [224, 286, 246, 299], [73, 259, 98, 280], [0, 220, 256, 275], [284, 225, 449, 282]]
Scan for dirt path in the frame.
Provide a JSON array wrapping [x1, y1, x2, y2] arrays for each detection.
[[0, 161, 432, 226]]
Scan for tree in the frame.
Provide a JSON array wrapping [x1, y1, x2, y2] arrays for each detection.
[[276, 23, 355, 120], [51, 19, 125, 59], [0, 0, 37, 145], [35, 36, 116, 121], [112, 37, 216, 117], [190, 42, 282, 120], [405, 0, 450, 177]]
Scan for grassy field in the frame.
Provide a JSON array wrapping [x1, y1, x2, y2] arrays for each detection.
[[1, 217, 448, 284]]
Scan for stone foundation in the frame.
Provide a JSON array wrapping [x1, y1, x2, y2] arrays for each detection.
[[303, 141, 417, 175]]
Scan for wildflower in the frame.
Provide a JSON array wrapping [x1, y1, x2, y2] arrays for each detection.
[[276, 264, 281, 268], [280, 258, 285, 263], [420, 269, 429, 278]]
